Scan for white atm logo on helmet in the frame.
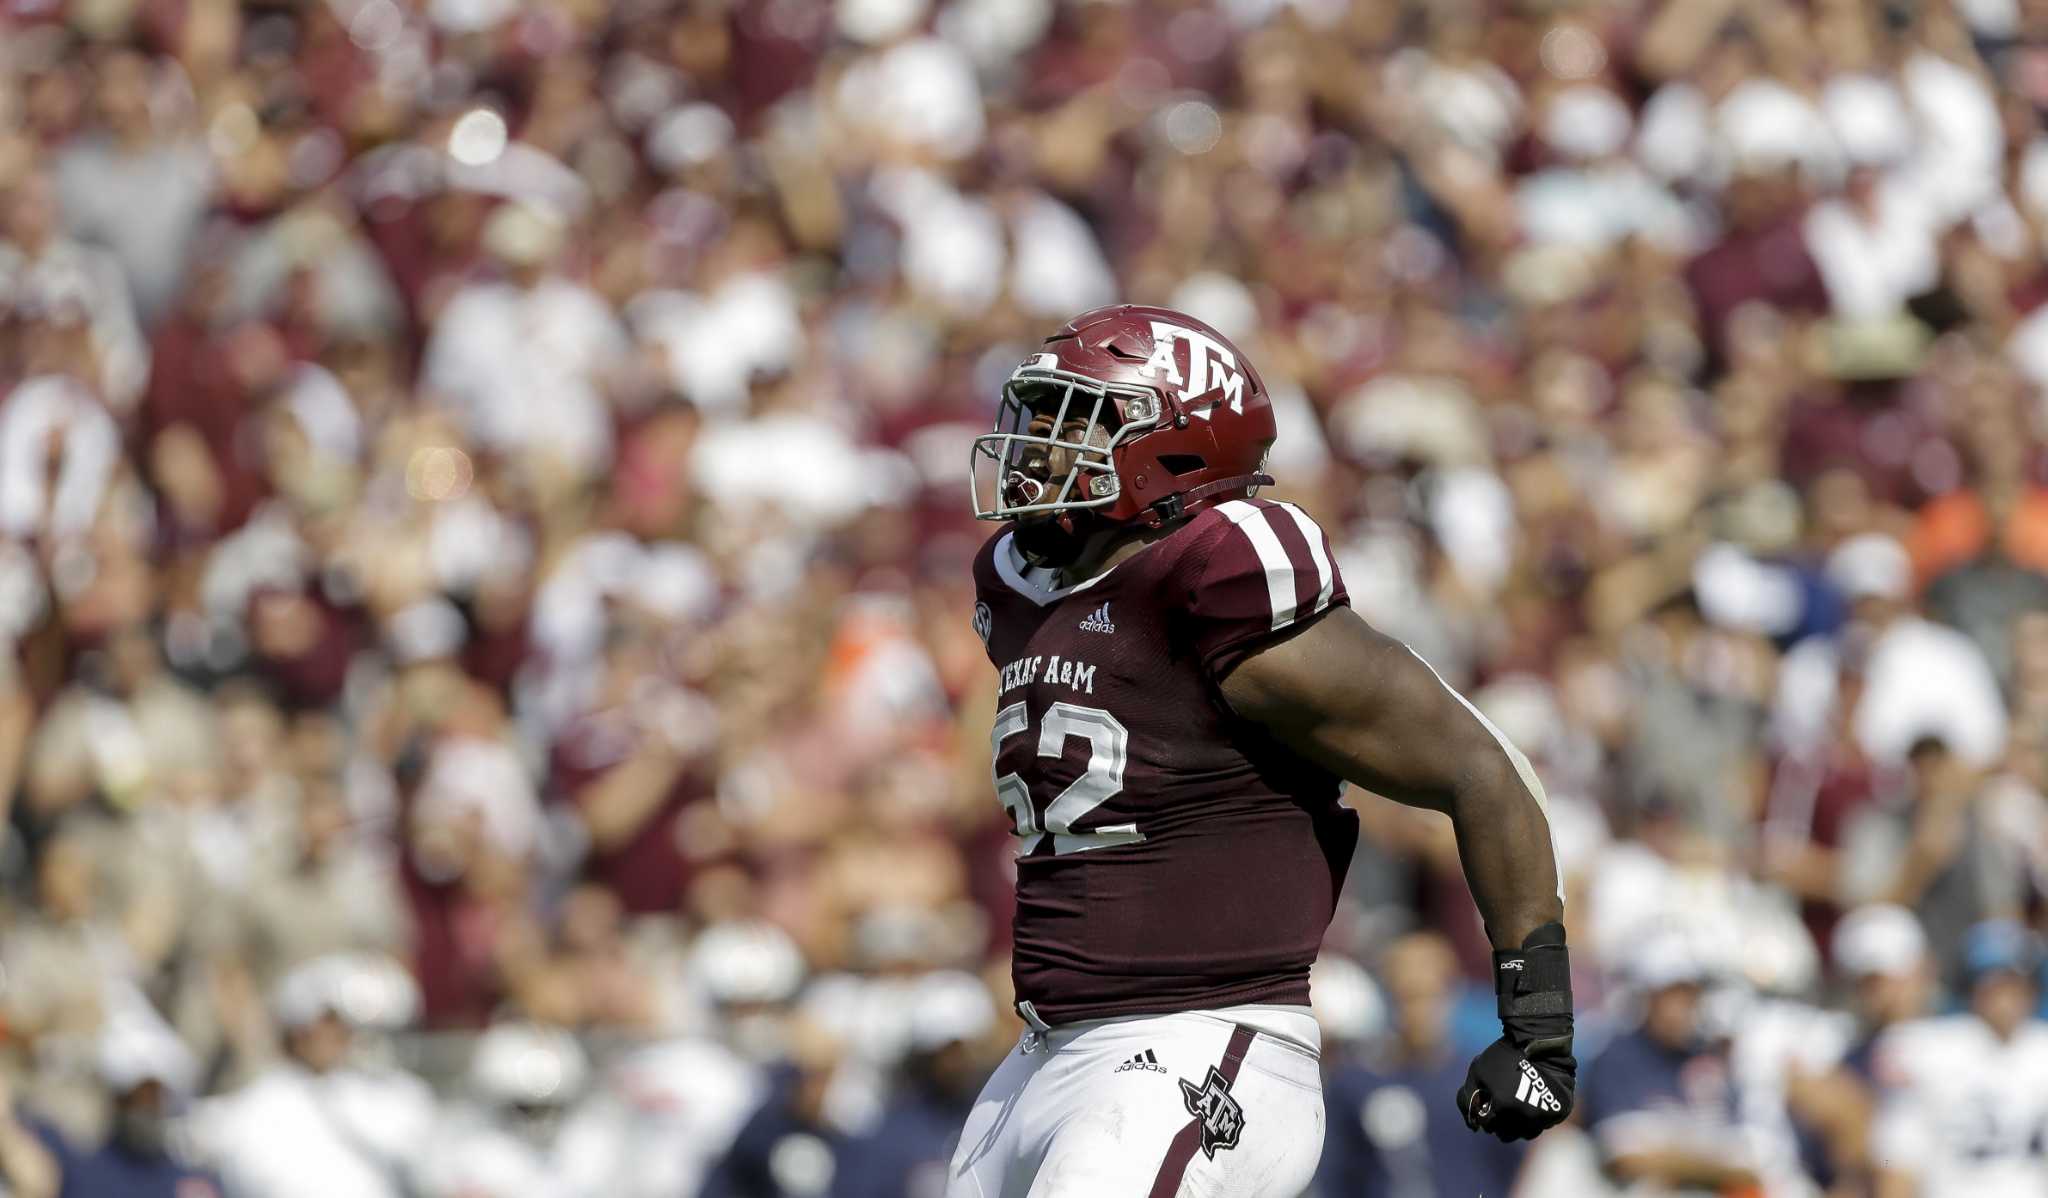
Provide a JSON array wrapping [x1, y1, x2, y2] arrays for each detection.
[[1137, 322, 1245, 420]]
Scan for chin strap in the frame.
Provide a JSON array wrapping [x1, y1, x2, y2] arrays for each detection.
[[1140, 473, 1275, 528]]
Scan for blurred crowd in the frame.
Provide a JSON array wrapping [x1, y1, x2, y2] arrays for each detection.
[[3, 0, 2048, 1194]]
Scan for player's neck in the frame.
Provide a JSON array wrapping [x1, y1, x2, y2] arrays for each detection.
[[1053, 521, 1178, 589]]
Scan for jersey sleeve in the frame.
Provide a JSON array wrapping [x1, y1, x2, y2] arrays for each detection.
[[1179, 500, 1349, 681]]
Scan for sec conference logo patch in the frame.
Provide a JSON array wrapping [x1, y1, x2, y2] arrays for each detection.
[[972, 602, 993, 647], [1179, 1066, 1246, 1159]]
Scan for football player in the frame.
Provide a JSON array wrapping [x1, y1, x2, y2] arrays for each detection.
[[951, 307, 1573, 1196]]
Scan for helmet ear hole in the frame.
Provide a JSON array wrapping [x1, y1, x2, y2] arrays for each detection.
[[1157, 454, 1208, 476]]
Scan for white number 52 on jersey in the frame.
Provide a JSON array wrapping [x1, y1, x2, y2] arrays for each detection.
[[991, 702, 1143, 855]]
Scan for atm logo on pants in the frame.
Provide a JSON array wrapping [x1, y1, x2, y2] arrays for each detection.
[[1178, 1066, 1246, 1159]]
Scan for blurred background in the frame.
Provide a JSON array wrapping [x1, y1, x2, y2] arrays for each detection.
[[2, 0, 2048, 1195]]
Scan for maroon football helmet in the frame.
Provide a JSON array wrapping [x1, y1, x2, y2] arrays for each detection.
[[969, 305, 1277, 540]]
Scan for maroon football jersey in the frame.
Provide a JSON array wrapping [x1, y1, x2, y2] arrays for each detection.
[[972, 497, 1360, 1025]]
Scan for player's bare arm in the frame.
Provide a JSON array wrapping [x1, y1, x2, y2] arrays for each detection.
[[1219, 612, 1562, 947], [1222, 611, 1578, 1142]]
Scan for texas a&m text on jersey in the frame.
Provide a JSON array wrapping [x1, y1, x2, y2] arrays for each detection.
[[949, 305, 1575, 1198]]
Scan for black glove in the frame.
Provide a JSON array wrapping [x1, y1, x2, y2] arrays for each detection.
[[1456, 921, 1576, 1142]]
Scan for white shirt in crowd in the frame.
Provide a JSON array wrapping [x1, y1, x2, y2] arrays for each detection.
[[0, 375, 121, 543], [1774, 616, 2009, 768], [630, 272, 802, 416], [567, 1037, 765, 1198], [1728, 997, 1858, 1198], [190, 1062, 439, 1198], [0, 238, 150, 409], [422, 275, 628, 477], [1872, 1015, 2048, 1198], [833, 35, 986, 161], [1804, 179, 1940, 320], [416, 1101, 619, 1198]]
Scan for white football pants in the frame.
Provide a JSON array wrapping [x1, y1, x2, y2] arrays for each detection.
[[945, 1006, 1325, 1198]]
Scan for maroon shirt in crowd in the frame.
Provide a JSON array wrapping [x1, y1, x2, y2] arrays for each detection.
[[1686, 213, 1829, 356], [550, 706, 709, 916]]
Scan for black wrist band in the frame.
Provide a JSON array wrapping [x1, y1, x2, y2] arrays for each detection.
[[1494, 921, 1573, 1026]]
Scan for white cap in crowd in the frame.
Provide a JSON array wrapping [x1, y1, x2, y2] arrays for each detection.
[[1826, 533, 1912, 603], [1542, 85, 1634, 162], [1627, 931, 1714, 994], [836, 0, 929, 45], [97, 1011, 199, 1097], [1310, 954, 1388, 1046], [468, 1021, 589, 1109], [273, 952, 422, 1031], [905, 970, 996, 1053], [689, 921, 807, 1007], [1833, 903, 1929, 980]]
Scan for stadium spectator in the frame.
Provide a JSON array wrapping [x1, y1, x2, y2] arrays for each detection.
[[1830, 902, 1935, 1083], [571, 920, 793, 1198], [26, 1017, 225, 1198], [417, 1021, 600, 1198], [699, 1019, 851, 1198], [0, 1076, 59, 1198], [1577, 935, 1767, 1194], [1870, 920, 2048, 1198], [49, 47, 212, 323], [189, 955, 437, 1198], [1837, 733, 2038, 983], [831, 973, 995, 1198], [1315, 931, 1525, 1198]]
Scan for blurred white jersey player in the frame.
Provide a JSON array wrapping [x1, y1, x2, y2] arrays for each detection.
[[1871, 922, 2048, 1198], [191, 955, 438, 1198], [418, 1022, 608, 1198]]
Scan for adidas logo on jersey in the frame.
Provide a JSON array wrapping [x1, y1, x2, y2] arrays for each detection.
[[1078, 603, 1116, 634], [1513, 1060, 1562, 1113], [1114, 1049, 1165, 1074]]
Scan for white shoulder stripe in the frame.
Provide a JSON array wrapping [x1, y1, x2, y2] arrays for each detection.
[[1275, 501, 1334, 617], [1216, 500, 1297, 630]]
